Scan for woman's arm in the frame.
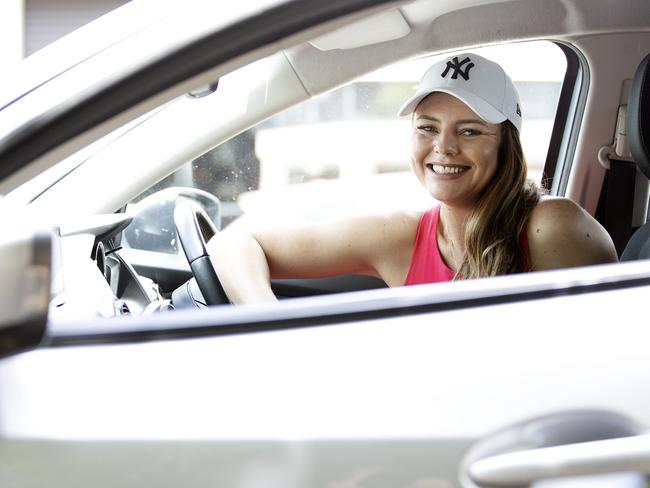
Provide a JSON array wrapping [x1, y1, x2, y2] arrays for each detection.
[[527, 197, 618, 271], [206, 211, 419, 304]]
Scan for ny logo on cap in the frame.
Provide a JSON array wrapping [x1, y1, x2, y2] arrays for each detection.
[[441, 56, 475, 81]]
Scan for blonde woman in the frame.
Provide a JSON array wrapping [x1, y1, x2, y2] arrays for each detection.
[[208, 53, 617, 303]]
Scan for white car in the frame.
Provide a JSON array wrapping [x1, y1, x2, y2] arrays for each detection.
[[1, 0, 650, 486]]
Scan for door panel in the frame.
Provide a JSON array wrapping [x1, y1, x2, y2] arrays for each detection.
[[1, 285, 649, 486]]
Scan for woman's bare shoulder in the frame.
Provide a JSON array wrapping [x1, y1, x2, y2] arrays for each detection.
[[378, 209, 423, 244], [342, 209, 422, 251], [526, 197, 618, 270], [380, 209, 423, 231], [527, 196, 585, 226], [347, 209, 423, 285]]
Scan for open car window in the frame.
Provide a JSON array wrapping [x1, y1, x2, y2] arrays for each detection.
[[125, 40, 567, 250], [3, 35, 575, 317]]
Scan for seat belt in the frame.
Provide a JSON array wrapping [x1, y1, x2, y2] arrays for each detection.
[[603, 158, 637, 256], [597, 105, 637, 256]]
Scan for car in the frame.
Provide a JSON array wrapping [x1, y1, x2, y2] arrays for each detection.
[[1, 0, 650, 486]]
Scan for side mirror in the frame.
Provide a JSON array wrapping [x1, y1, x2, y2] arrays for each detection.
[[0, 206, 51, 358]]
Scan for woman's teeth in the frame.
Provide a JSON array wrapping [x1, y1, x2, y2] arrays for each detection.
[[431, 164, 467, 174]]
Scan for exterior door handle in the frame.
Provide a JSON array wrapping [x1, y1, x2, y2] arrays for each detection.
[[468, 434, 650, 487]]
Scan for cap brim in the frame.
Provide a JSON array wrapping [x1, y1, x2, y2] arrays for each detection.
[[397, 87, 507, 126]]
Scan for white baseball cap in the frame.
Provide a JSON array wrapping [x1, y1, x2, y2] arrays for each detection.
[[398, 53, 523, 132]]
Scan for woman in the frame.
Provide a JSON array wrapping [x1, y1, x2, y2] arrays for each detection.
[[207, 53, 617, 303]]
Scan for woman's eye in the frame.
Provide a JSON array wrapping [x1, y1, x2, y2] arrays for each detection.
[[417, 125, 436, 133], [460, 128, 480, 136]]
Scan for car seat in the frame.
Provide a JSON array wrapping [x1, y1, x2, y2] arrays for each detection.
[[620, 53, 650, 261]]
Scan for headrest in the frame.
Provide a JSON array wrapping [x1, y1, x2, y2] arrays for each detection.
[[628, 53, 650, 179]]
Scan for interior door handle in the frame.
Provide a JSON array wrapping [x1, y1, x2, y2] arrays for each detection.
[[468, 434, 650, 487]]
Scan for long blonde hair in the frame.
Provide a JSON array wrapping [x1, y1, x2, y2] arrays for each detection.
[[455, 121, 541, 279]]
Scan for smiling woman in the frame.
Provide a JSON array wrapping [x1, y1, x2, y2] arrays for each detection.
[[402, 54, 540, 280], [207, 52, 618, 303], [407, 91, 536, 280]]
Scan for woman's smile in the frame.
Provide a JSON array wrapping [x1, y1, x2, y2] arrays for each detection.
[[426, 163, 471, 176]]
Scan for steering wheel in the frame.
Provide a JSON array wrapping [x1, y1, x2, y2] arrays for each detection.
[[173, 199, 230, 305]]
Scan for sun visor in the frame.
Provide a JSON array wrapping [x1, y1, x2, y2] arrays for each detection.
[[309, 9, 411, 51]]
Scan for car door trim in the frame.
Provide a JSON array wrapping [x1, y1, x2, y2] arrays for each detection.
[[44, 261, 650, 347]]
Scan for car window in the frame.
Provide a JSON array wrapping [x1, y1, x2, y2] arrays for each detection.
[[126, 41, 566, 252]]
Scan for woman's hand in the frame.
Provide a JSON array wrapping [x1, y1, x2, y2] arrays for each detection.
[[207, 228, 278, 304]]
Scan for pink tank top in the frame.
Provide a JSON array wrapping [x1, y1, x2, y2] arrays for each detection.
[[404, 206, 455, 285], [404, 206, 531, 285]]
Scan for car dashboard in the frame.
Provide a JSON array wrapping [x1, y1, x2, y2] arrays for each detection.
[[49, 213, 173, 321]]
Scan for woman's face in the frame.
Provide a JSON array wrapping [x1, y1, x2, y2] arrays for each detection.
[[410, 92, 502, 208]]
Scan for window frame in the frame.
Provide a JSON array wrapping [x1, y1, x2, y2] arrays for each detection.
[[545, 42, 588, 195]]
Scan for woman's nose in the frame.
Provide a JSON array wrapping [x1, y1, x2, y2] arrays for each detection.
[[434, 130, 459, 156]]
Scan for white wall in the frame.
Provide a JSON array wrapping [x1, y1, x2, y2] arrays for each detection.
[[0, 0, 25, 67]]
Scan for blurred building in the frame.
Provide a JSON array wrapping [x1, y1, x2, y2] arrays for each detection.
[[0, 0, 128, 65]]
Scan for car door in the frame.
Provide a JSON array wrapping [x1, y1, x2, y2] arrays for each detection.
[[2, 264, 650, 487]]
